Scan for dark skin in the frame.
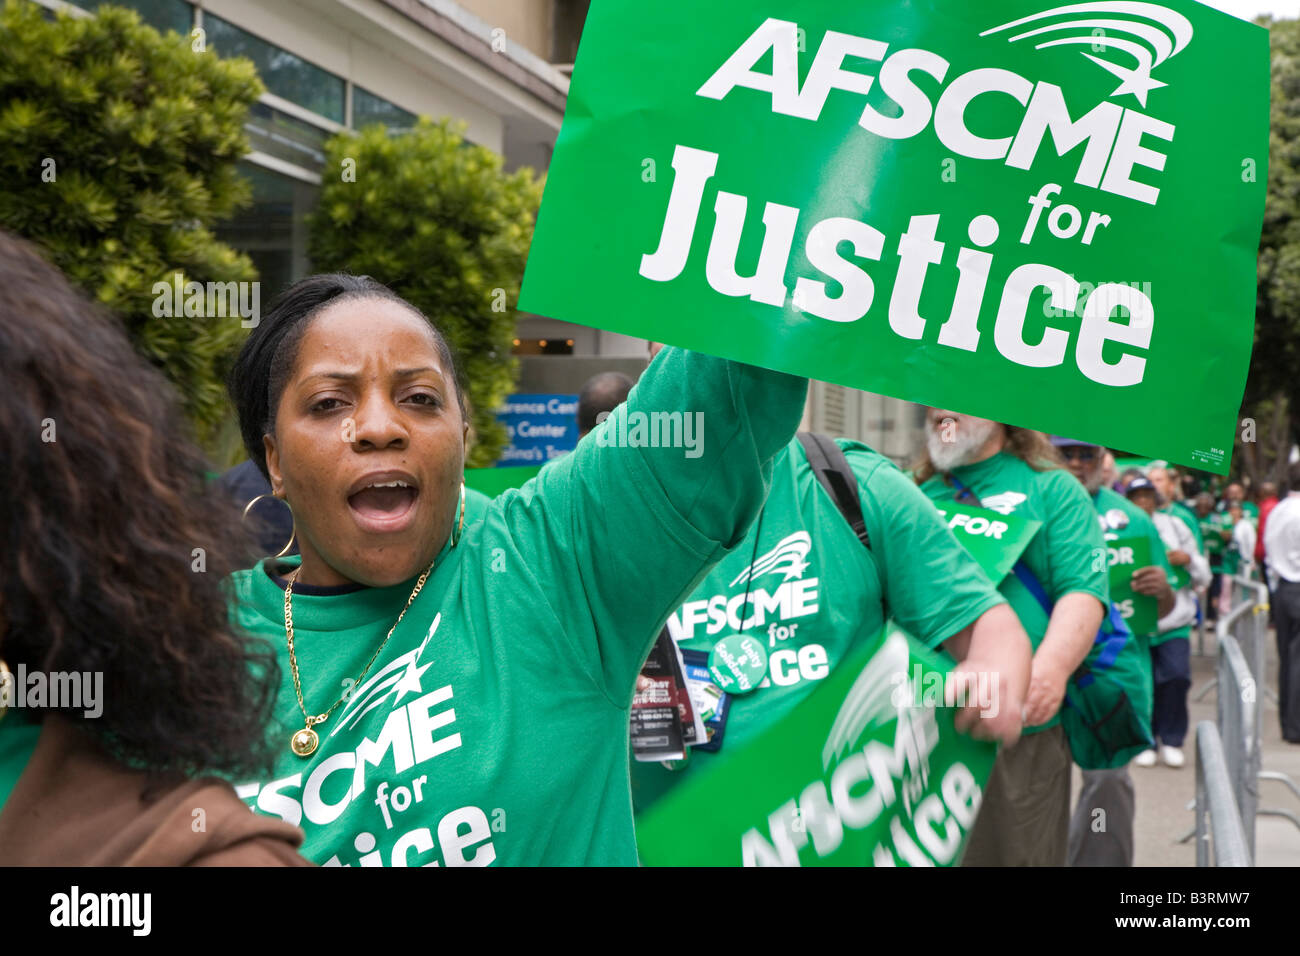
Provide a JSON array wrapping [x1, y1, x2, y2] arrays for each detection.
[[1130, 487, 1190, 567], [1061, 448, 1175, 618], [264, 299, 468, 588]]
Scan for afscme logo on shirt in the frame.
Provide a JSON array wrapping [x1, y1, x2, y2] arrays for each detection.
[[668, 531, 820, 642], [668, 529, 830, 688], [981, 491, 1028, 515], [237, 615, 500, 867], [730, 531, 811, 586]]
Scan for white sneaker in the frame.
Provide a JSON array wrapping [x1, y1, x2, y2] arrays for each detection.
[[1134, 749, 1157, 767], [1160, 745, 1185, 768]]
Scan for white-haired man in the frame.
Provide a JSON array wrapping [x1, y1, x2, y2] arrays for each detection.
[[914, 412, 1108, 866]]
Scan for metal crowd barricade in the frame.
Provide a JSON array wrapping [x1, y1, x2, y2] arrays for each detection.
[[1215, 629, 1258, 857], [1185, 576, 1262, 861], [1201, 575, 1300, 863], [1194, 721, 1251, 866]]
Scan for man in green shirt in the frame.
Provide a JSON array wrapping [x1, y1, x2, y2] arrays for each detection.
[[1149, 464, 1203, 555], [628, 433, 1033, 836], [1056, 443, 1174, 866], [1219, 483, 1259, 523], [916, 412, 1108, 866], [1127, 477, 1204, 768], [1196, 492, 1228, 622]]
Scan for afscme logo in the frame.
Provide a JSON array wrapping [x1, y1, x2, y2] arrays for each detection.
[[330, 614, 440, 737], [983, 2, 1194, 107], [668, 530, 820, 641], [981, 491, 1028, 515], [730, 531, 811, 586]]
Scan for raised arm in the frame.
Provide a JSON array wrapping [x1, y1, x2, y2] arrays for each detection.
[[492, 347, 807, 706]]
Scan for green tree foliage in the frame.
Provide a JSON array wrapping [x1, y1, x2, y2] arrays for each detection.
[[0, 1, 262, 445], [309, 118, 543, 467], [1246, 16, 1300, 486]]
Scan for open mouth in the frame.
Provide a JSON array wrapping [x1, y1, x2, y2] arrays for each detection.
[[347, 476, 419, 533]]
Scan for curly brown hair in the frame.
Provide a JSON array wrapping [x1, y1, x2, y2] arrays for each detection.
[[0, 230, 277, 776], [911, 423, 1064, 484]]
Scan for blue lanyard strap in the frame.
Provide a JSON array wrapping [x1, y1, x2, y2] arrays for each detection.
[[948, 474, 1130, 689], [949, 474, 1054, 616]]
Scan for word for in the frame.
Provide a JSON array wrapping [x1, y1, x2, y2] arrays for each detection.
[[934, 509, 1011, 539], [642, 146, 1155, 387], [236, 686, 461, 828]]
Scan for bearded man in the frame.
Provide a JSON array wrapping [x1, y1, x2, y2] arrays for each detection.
[[914, 412, 1108, 866]]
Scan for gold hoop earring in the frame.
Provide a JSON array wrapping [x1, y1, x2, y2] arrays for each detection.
[[242, 493, 297, 560], [0, 658, 12, 723], [452, 482, 466, 548]]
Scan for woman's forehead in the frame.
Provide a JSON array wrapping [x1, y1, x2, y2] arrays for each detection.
[[297, 297, 443, 369]]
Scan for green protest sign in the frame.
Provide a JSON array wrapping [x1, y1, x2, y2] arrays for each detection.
[[1169, 564, 1191, 590], [932, 501, 1041, 584], [520, 0, 1267, 475], [635, 624, 996, 866], [1108, 535, 1158, 635], [464, 464, 543, 498]]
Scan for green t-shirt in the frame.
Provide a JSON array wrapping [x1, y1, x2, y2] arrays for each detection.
[[629, 438, 1005, 816], [1094, 487, 1180, 645], [1208, 509, 1240, 573], [1201, 511, 1229, 565], [0, 716, 41, 811], [229, 348, 808, 866], [461, 486, 493, 527], [919, 452, 1109, 733]]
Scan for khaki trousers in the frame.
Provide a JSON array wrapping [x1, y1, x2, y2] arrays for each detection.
[[960, 724, 1071, 866]]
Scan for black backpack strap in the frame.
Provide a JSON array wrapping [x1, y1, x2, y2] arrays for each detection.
[[798, 432, 886, 619], [797, 432, 869, 550]]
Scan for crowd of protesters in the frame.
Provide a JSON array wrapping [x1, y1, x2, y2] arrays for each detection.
[[2, 224, 1298, 868]]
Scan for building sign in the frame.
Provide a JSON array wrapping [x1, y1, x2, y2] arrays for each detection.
[[496, 393, 579, 466]]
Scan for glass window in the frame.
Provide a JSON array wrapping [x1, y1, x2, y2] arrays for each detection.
[[65, 0, 193, 35], [213, 162, 320, 301], [352, 86, 417, 130], [244, 100, 330, 170], [203, 13, 344, 124]]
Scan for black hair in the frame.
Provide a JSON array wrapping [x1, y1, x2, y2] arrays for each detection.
[[228, 274, 465, 480], [577, 371, 634, 434], [0, 229, 278, 777]]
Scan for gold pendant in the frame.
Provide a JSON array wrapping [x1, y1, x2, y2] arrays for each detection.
[[290, 727, 319, 757]]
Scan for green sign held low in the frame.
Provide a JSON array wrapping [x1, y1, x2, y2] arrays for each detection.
[[932, 501, 1041, 585], [635, 624, 997, 866], [1108, 535, 1158, 636], [521, 0, 1267, 474]]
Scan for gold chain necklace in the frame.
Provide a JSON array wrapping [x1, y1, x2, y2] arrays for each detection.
[[283, 561, 435, 757]]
